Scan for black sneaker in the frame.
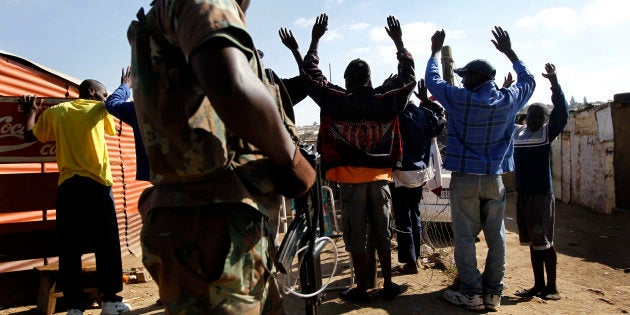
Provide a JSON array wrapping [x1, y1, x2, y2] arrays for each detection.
[[340, 288, 371, 304], [383, 283, 404, 300]]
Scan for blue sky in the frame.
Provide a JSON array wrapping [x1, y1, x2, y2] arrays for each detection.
[[2, 0, 628, 126]]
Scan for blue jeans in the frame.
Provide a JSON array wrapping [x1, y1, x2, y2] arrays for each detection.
[[390, 184, 423, 264], [450, 172, 506, 296]]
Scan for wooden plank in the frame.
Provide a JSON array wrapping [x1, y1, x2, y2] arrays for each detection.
[[0, 173, 58, 213], [0, 221, 95, 263], [0, 227, 58, 263], [0, 220, 56, 236]]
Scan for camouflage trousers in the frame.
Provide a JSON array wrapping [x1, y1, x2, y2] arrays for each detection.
[[140, 204, 284, 315]]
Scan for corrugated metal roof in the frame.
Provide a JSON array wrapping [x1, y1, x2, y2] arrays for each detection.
[[0, 49, 80, 98]]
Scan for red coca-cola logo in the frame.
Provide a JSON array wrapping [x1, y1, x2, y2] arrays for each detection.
[[0, 97, 68, 163]]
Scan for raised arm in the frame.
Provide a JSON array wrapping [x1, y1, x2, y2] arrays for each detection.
[[542, 63, 560, 88], [279, 28, 303, 73], [308, 13, 328, 52], [105, 67, 136, 125], [430, 29, 445, 58], [415, 79, 444, 117], [543, 63, 569, 138], [491, 26, 519, 63], [502, 72, 515, 88], [18, 95, 42, 142], [385, 15, 404, 51]]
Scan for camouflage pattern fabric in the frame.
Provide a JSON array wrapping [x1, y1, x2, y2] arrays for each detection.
[[141, 205, 283, 314], [128, 0, 288, 313]]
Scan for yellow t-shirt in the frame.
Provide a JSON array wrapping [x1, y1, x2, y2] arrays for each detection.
[[32, 99, 116, 186]]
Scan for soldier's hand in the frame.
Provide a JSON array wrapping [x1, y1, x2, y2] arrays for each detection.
[[274, 145, 316, 199]]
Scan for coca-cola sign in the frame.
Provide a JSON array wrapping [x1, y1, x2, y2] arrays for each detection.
[[0, 97, 74, 163]]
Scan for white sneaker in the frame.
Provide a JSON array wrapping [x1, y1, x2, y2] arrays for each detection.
[[67, 309, 83, 315], [101, 301, 132, 315], [484, 294, 501, 312], [443, 289, 484, 311]]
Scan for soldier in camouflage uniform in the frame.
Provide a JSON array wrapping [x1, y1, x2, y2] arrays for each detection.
[[127, 0, 316, 314]]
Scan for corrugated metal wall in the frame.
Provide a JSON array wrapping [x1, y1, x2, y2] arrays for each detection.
[[0, 119, 149, 272], [561, 104, 616, 214], [108, 120, 150, 258]]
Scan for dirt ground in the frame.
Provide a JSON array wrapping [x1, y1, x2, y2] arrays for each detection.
[[3, 192, 629, 315]]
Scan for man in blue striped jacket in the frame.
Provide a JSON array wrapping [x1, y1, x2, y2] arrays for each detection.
[[425, 26, 536, 312]]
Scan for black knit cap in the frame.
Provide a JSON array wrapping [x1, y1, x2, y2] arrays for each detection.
[[344, 58, 371, 79]]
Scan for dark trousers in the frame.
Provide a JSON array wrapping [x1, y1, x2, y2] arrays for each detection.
[[390, 184, 423, 264], [56, 175, 123, 309]]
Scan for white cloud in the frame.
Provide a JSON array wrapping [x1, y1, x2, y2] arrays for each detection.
[[368, 26, 388, 42], [517, 1, 630, 31], [344, 22, 370, 31], [351, 47, 372, 55], [516, 7, 579, 31], [293, 17, 314, 28], [539, 39, 554, 48], [325, 0, 343, 6], [582, 0, 630, 26], [403, 22, 440, 42], [323, 29, 343, 42]]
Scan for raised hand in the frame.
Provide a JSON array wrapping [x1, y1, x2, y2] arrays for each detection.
[[18, 95, 43, 115], [415, 79, 444, 114], [502, 72, 514, 88], [385, 16, 403, 50], [121, 66, 132, 88], [542, 63, 559, 86], [542, 63, 556, 79], [491, 26, 518, 62], [491, 26, 511, 53], [431, 29, 445, 57], [279, 28, 299, 51], [312, 13, 328, 43], [382, 73, 398, 87], [414, 79, 430, 103]]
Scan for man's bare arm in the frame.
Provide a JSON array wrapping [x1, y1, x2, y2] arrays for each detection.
[[190, 40, 295, 165]]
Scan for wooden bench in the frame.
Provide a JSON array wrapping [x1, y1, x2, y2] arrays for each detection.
[[0, 172, 98, 314], [34, 261, 99, 315]]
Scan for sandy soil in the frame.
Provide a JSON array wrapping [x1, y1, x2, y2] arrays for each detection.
[[3, 192, 629, 315]]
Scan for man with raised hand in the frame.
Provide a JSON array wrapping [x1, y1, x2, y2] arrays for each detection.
[[424, 26, 535, 312]]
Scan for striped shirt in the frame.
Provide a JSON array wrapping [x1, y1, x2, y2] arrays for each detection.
[[424, 57, 535, 174], [514, 85, 569, 194]]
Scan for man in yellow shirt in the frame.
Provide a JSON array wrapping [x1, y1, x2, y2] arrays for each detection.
[[20, 79, 131, 315]]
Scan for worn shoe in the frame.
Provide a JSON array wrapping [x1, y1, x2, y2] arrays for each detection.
[[443, 289, 484, 311], [383, 283, 404, 300], [101, 301, 131, 315], [393, 263, 419, 275], [538, 289, 562, 301], [67, 309, 83, 315], [340, 288, 371, 304], [515, 287, 544, 297], [484, 294, 501, 312]]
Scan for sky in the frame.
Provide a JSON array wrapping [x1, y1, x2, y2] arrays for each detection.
[[1, 0, 628, 126]]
